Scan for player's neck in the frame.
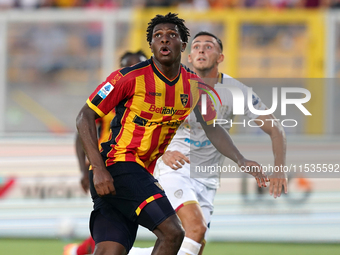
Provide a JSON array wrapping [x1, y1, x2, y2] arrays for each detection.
[[194, 68, 220, 88], [152, 57, 181, 80]]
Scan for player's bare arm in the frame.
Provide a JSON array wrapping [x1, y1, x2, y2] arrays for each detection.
[[201, 122, 268, 187], [162, 150, 190, 170], [76, 104, 115, 196], [255, 114, 288, 198], [75, 133, 90, 193]]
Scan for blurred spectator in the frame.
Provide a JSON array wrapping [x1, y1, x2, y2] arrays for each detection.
[[208, 0, 243, 8], [144, 0, 174, 7], [1, 0, 340, 14], [330, 0, 340, 8], [119, 0, 145, 7], [0, 0, 15, 9], [53, 0, 82, 8], [240, 0, 269, 8], [295, 0, 330, 8], [85, 0, 120, 9], [177, 0, 210, 11], [268, 0, 300, 9], [16, 0, 41, 9], [38, 0, 56, 8]]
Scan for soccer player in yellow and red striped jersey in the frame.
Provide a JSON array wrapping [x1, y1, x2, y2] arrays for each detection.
[[87, 57, 215, 173], [76, 13, 266, 255]]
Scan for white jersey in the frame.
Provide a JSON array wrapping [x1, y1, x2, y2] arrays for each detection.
[[157, 73, 267, 189]]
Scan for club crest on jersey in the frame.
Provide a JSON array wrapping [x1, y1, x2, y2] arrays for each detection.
[[98, 82, 114, 99], [180, 94, 189, 107], [174, 189, 183, 198]]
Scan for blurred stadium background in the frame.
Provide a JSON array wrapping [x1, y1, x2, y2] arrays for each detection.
[[0, 1, 340, 254]]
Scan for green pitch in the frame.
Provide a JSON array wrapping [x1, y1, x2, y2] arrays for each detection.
[[1, 239, 340, 255]]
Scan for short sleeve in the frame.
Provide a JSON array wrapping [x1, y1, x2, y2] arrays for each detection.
[[244, 88, 267, 120], [86, 70, 135, 117]]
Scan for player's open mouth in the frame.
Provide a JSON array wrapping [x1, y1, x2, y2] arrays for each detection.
[[197, 57, 206, 62], [160, 47, 171, 56]]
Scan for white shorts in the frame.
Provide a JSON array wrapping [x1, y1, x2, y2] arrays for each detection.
[[155, 159, 216, 237]]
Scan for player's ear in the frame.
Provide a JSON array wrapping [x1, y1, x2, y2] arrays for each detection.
[[188, 54, 192, 63], [217, 53, 224, 64], [181, 42, 187, 52], [149, 43, 153, 53]]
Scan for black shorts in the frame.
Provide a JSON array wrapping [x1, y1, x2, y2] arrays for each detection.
[[89, 162, 175, 252]]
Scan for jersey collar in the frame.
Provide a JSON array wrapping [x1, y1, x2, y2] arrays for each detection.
[[218, 72, 223, 84], [151, 57, 181, 86]]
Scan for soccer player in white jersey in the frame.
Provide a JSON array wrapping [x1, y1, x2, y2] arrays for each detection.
[[129, 31, 287, 255]]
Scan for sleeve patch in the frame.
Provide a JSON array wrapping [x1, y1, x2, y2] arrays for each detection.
[[98, 82, 114, 99], [252, 94, 259, 106]]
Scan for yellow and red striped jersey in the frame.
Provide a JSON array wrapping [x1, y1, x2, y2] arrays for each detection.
[[86, 58, 216, 173], [96, 110, 116, 150]]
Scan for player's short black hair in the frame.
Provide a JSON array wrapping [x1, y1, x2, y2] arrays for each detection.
[[193, 31, 223, 52], [120, 50, 147, 67], [146, 12, 190, 44]]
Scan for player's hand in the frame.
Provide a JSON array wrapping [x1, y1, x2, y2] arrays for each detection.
[[239, 158, 268, 188], [92, 167, 116, 196], [268, 171, 288, 199], [162, 150, 190, 170]]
